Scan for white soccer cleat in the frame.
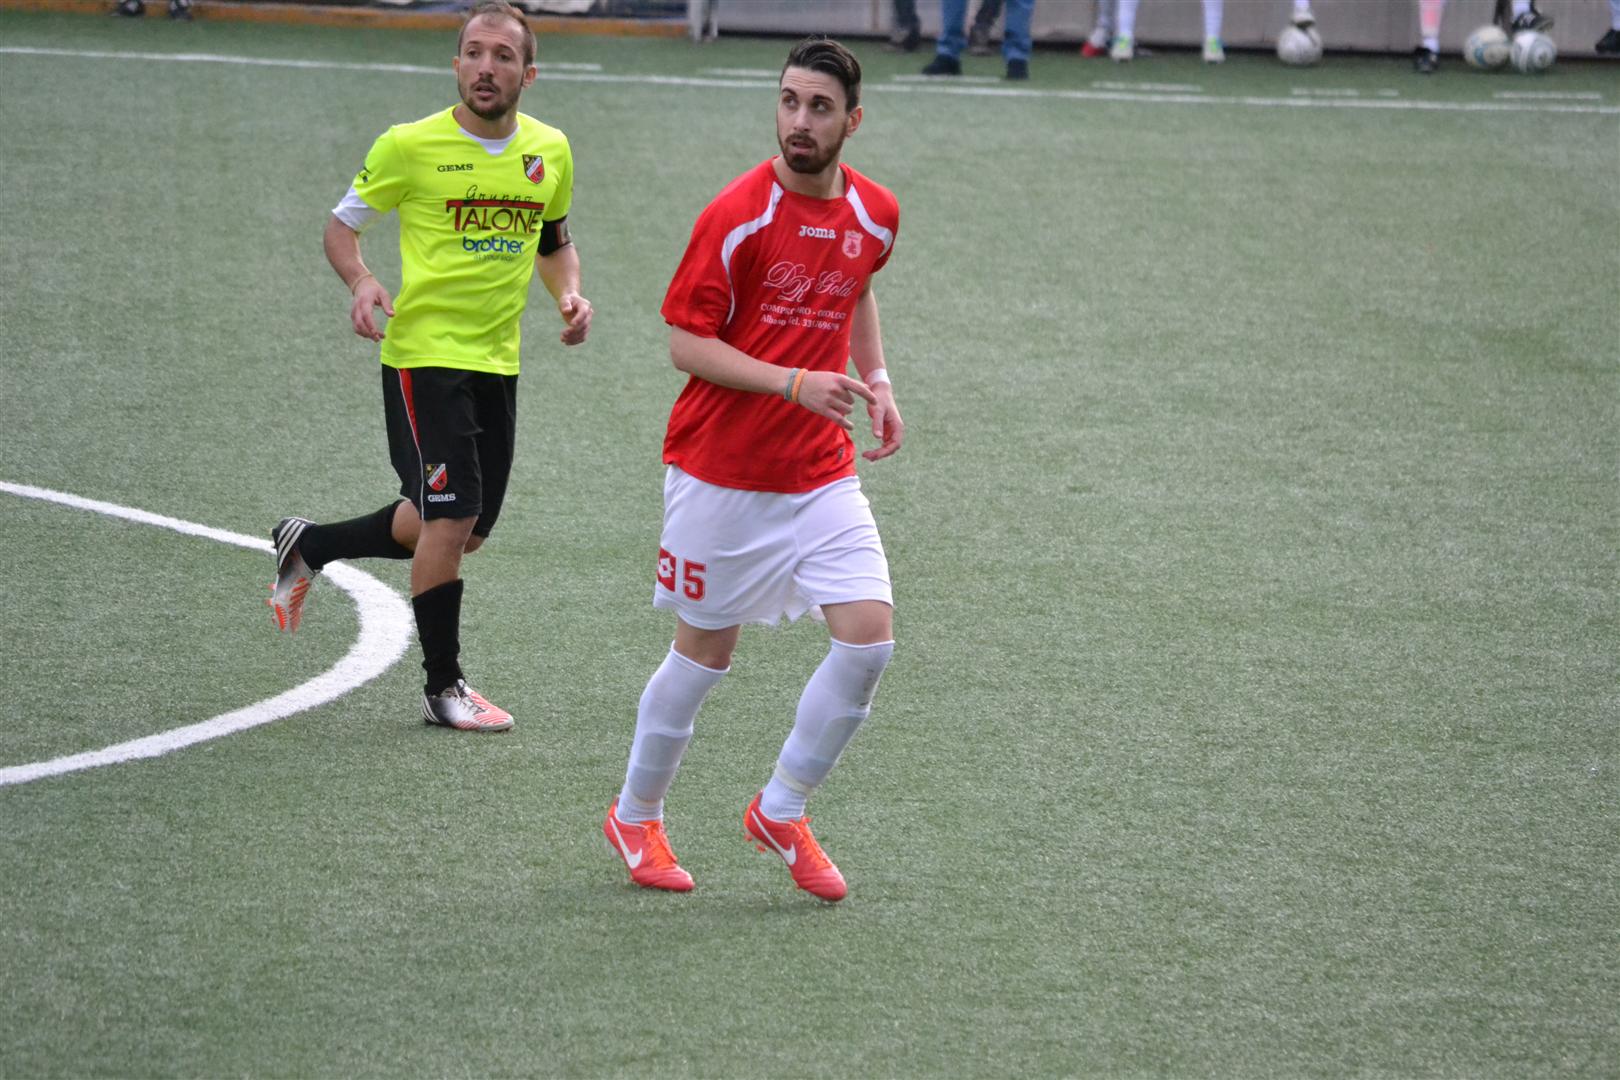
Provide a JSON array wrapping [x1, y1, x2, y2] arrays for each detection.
[[1203, 37, 1226, 63], [422, 680, 514, 732], [1110, 34, 1134, 61], [268, 516, 316, 633]]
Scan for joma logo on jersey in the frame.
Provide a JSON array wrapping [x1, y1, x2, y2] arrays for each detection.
[[798, 225, 836, 239], [764, 261, 860, 304]]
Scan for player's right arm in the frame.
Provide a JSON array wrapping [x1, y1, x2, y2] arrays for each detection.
[[323, 215, 394, 343], [670, 327, 873, 432], [328, 127, 407, 343]]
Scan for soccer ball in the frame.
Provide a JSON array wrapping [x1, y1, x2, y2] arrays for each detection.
[[1510, 30, 1556, 73], [1463, 24, 1510, 68], [1277, 24, 1323, 66]]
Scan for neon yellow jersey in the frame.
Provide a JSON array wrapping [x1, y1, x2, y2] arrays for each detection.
[[353, 107, 574, 375]]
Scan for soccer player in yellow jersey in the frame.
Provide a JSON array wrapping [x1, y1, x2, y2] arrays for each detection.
[[268, 0, 592, 732]]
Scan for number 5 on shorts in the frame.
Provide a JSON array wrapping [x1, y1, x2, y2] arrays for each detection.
[[657, 547, 706, 601]]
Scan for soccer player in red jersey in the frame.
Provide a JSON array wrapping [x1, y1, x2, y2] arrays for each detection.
[[603, 37, 904, 901]]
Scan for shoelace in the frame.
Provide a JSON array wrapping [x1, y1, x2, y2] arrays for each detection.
[[786, 817, 833, 871], [641, 821, 680, 868]]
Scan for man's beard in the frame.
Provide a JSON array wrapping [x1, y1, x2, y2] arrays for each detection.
[[462, 81, 519, 121], [778, 132, 844, 175]]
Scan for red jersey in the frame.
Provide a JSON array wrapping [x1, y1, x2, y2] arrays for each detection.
[[660, 158, 900, 493]]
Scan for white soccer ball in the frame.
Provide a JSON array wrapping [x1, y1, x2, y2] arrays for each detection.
[[1463, 24, 1510, 68], [1276, 24, 1323, 66], [1510, 29, 1556, 73]]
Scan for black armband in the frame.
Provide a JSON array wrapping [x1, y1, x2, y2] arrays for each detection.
[[539, 216, 572, 257]]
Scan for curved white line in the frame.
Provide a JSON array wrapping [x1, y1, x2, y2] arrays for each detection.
[[0, 482, 414, 788]]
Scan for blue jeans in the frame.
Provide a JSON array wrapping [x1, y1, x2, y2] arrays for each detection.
[[935, 0, 1034, 61]]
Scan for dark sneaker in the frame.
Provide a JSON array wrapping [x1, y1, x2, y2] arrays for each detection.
[[268, 516, 317, 633], [1412, 46, 1439, 73], [1511, 7, 1553, 32], [422, 679, 513, 732], [1595, 28, 1620, 54], [168, 0, 191, 19], [1004, 58, 1029, 80], [968, 23, 993, 56], [883, 22, 920, 52], [110, 0, 145, 14], [920, 53, 962, 76]]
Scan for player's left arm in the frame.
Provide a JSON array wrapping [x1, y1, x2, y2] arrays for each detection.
[[536, 217, 591, 346], [849, 281, 903, 461]]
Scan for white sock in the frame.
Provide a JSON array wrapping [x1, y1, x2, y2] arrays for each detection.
[[617, 646, 728, 823], [1203, 0, 1222, 40], [1115, 0, 1138, 38], [759, 639, 894, 822], [1612, 0, 1620, 30], [1511, 0, 1530, 16], [1293, 0, 1311, 12]]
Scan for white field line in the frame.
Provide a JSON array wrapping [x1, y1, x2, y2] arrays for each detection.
[[1, 45, 1616, 114], [1093, 80, 1204, 92], [1292, 87, 1363, 96], [1493, 90, 1603, 100], [0, 482, 413, 788], [889, 73, 1005, 84]]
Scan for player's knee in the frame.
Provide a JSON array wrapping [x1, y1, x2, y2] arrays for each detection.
[[462, 533, 486, 554]]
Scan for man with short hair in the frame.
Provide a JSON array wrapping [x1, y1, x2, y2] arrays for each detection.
[[603, 37, 904, 902], [269, 0, 592, 732]]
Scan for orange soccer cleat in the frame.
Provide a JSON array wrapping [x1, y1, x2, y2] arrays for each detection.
[[744, 792, 847, 902], [603, 800, 694, 892]]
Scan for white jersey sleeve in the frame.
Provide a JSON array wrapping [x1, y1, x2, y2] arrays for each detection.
[[331, 185, 382, 233]]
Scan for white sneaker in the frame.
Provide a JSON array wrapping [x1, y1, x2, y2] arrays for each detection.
[[1203, 37, 1226, 63], [422, 680, 514, 732], [268, 516, 316, 633], [1110, 34, 1134, 61]]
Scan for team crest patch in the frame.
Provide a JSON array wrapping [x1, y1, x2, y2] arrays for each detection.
[[425, 464, 449, 491], [523, 154, 545, 184], [842, 230, 863, 259]]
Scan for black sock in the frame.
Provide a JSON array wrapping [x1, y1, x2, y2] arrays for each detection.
[[300, 502, 413, 571], [413, 578, 464, 695]]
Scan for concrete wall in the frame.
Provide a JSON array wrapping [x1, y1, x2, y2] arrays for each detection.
[[708, 0, 1616, 57]]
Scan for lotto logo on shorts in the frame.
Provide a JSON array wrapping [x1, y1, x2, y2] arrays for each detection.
[[425, 463, 448, 492], [657, 547, 706, 601]]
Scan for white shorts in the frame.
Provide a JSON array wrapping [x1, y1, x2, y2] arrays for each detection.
[[652, 466, 893, 629]]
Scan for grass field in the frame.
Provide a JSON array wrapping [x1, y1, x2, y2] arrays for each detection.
[[1, 10, 1617, 1076]]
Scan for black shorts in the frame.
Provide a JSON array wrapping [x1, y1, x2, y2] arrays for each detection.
[[382, 365, 518, 538]]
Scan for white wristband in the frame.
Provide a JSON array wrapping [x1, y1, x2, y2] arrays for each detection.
[[865, 367, 891, 387]]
